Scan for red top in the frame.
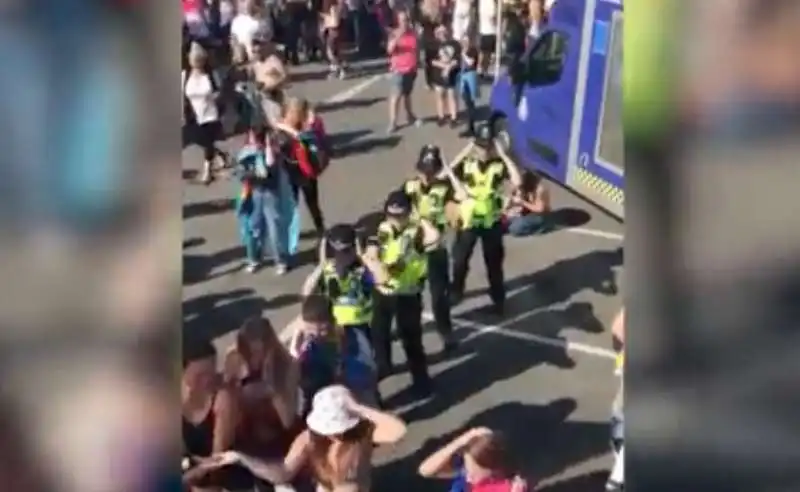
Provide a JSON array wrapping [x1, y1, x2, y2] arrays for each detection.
[[390, 31, 419, 74]]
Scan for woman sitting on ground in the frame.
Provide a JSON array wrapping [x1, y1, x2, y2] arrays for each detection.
[[222, 317, 304, 472], [208, 384, 407, 492], [418, 427, 530, 491], [181, 340, 245, 491], [502, 170, 551, 236]]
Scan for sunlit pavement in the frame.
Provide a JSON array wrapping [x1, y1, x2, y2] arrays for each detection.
[[183, 61, 624, 491]]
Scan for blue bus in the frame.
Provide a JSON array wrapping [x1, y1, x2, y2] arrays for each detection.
[[490, 0, 624, 219]]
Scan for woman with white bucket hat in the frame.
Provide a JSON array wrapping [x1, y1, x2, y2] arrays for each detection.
[[208, 385, 406, 491]]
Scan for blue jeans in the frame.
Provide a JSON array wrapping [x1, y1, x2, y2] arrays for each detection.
[[507, 213, 549, 237], [459, 71, 479, 131], [246, 187, 288, 265]]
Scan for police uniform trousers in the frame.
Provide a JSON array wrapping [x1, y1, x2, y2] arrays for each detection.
[[451, 220, 506, 308], [426, 247, 453, 338], [371, 290, 432, 387]]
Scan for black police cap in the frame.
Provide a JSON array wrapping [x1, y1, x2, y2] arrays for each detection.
[[416, 144, 444, 173], [326, 223, 357, 250], [384, 190, 412, 216]]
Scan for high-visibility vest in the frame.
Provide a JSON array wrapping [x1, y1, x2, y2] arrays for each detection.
[[320, 262, 373, 326], [459, 158, 505, 228], [376, 221, 427, 295], [404, 179, 450, 228]]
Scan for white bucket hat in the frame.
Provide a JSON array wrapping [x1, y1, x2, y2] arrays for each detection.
[[306, 385, 361, 436]]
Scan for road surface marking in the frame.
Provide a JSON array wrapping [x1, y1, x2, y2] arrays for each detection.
[[322, 74, 387, 105], [422, 309, 616, 360], [563, 227, 623, 241]]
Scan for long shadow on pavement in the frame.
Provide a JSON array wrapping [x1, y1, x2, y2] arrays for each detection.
[[384, 299, 602, 420], [318, 96, 385, 115], [336, 135, 401, 158], [374, 399, 610, 492], [462, 247, 623, 307], [183, 288, 302, 345], [184, 245, 247, 285], [538, 470, 609, 492], [328, 128, 373, 152], [183, 199, 235, 220]]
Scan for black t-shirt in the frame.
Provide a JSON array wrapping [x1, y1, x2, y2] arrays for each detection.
[[504, 14, 527, 55], [434, 40, 461, 78]]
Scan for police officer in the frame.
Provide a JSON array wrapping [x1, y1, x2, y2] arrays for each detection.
[[449, 121, 523, 314], [302, 223, 376, 342], [366, 190, 442, 397], [401, 144, 457, 351]]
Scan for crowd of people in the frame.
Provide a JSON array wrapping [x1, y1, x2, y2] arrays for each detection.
[[182, 0, 624, 490]]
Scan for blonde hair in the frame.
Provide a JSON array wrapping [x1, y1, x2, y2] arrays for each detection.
[[188, 42, 208, 66], [282, 96, 311, 130]]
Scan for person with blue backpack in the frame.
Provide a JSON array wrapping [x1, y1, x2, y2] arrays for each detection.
[[234, 126, 301, 274], [288, 295, 379, 413]]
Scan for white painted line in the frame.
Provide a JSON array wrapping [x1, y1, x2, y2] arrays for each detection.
[[322, 74, 387, 105], [563, 227, 623, 241], [422, 310, 617, 360]]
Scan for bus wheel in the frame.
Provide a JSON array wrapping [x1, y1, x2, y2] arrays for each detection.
[[491, 116, 511, 154]]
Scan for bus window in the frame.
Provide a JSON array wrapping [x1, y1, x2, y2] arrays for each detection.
[[596, 13, 623, 170], [525, 31, 569, 86]]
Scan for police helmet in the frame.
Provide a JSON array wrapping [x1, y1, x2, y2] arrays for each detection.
[[473, 121, 494, 148], [416, 144, 444, 175], [325, 223, 357, 252], [384, 190, 412, 218]]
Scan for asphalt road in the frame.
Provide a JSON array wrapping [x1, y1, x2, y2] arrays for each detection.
[[183, 60, 624, 491]]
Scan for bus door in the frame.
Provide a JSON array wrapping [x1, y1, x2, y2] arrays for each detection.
[[565, 0, 624, 218], [503, 11, 583, 185]]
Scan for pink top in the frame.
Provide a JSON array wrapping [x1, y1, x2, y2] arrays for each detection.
[[390, 31, 419, 74], [182, 0, 200, 15]]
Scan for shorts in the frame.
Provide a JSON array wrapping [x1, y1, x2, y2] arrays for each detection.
[[390, 71, 417, 96], [479, 34, 497, 53], [188, 121, 222, 148], [433, 68, 458, 89]]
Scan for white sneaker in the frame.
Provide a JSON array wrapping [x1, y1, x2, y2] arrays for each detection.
[[245, 261, 259, 273], [275, 263, 288, 276]]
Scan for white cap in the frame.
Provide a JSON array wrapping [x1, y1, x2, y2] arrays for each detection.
[[305, 385, 361, 436]]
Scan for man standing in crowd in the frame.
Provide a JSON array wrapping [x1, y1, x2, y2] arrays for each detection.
[[477, 0, 498, 77], [231, 0, 272, 61], [251, 34, 287, 127], [283, 0, 311, 65], [449, 122, 522, 314], [451, 0, 473, 44]]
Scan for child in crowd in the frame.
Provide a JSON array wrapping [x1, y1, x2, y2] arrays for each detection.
[[458, 35, 480, 137], [287, 295, 378, 413]]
